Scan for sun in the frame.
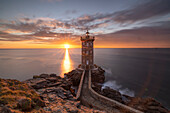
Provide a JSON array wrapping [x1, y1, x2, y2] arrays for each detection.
[[64, 44, 70, 49]]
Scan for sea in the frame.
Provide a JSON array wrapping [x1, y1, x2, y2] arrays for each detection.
[[0, 48, 169, 109]]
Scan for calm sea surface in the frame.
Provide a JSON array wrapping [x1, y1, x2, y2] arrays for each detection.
[[0, 48, 170, 108]]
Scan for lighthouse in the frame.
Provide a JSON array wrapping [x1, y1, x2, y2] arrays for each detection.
[[80, 30, 95, 70]]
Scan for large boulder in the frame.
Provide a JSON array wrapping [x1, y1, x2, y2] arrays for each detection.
[[101, 87, 124, 103], [64, 69, 83, 86], [91, 82, 102, 93], [91, 67, 105, 83]]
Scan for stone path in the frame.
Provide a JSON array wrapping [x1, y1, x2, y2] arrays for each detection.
[[80, 70, 121, 113]]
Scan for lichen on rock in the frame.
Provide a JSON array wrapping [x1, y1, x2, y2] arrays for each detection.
[[0, 78, 45, 112]]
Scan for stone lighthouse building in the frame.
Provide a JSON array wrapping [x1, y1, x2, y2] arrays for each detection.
[[80, 30, 95, 69]]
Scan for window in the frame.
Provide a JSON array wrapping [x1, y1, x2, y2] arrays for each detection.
[[86, 60, 89, 65], [87, 51, 89, 55]]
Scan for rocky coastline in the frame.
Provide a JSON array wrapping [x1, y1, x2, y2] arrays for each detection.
[[0, 67, 169, 113]]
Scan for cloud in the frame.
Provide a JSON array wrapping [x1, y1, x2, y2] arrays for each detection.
[[98, 20, 170, 37], [0, 17, 74, 33], [0, 17, 81, 45], [65, 10, 77, 15], [0, 1, 170, 48], [72, 13, 113, 30], [112, 0, 170, 23], [0, 31, 35, 41], [113, 26, 170, 36], [95, 21, 170, 47], [72, 0, 170, 26]]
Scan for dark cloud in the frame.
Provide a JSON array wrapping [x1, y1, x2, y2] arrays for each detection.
[[97, 20, 170, 37], [150, 21, 170, 28], [96, 21, 170, 47], [73, 0, 170, 26], [113, 26, 170, 36], [3, 0, 169, 34], [113, 0, 170, 23]]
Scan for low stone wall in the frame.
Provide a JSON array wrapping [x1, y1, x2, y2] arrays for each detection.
[[76, 70, 85, 100], [88, 70, 143, 113]]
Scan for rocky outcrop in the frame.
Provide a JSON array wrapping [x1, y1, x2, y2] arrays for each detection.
[[0, 67, 169, 113], [91, 66, 105, 83], [98, 87, 169, 113], [90, 67, 169, 113], [0, 73, 106, 113], [101, 86, 124, 104], [0, 78, 45, 112], [26, 73, 105, 113], [64, 69, 83, 86], [90, 66, 105, 94], [125, 97, 169, 113]]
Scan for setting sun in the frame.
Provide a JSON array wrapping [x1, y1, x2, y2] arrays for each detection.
[[64, 44, 70, 49]]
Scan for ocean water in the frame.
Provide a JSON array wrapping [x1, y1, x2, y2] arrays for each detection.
[[0, 48, 169, 108]]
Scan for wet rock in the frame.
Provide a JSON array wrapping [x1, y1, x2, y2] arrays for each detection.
[[101, 87, 124, 103]]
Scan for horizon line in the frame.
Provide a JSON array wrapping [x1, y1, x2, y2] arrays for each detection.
[[0, 47, 170, 49]]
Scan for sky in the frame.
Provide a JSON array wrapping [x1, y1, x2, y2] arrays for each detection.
[[0, 0, 170, 48]]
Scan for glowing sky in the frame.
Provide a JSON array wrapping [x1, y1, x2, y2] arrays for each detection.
[[0, 0, 170, 48]]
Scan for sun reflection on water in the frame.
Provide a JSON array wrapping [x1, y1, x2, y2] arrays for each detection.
[[61, 48, 73, 77]]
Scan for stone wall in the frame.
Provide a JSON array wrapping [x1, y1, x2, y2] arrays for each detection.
[[88, 70, 143, 113], [76, 70, 85, 100]]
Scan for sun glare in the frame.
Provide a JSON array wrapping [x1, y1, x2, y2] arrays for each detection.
[[64, 44, 70, 49]]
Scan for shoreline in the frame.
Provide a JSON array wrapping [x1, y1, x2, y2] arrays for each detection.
[[0, 68, 169, 113]]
